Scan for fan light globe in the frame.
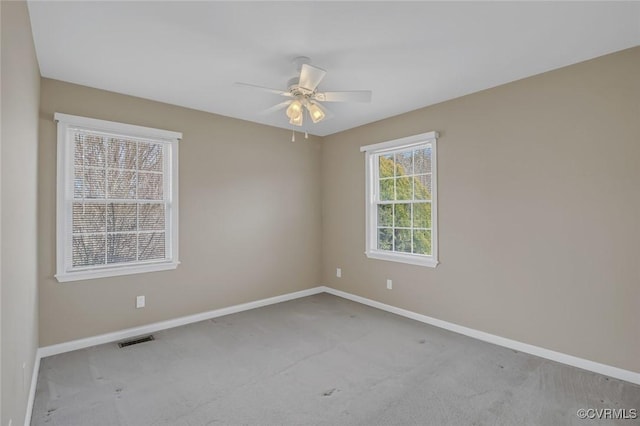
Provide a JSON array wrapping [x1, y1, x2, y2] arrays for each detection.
[[286, 100, 303, 119], [289, 113, 303, 126], [308, 103, 325, 123]]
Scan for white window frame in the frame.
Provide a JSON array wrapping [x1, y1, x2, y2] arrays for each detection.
[[361, 131, 439, 268], [55, 113, 181, 282]]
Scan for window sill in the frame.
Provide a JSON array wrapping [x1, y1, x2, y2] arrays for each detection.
[[56, 261, 179, 282], [365, 250, 439, 268]]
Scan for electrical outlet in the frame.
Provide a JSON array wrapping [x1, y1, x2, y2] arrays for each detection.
[[336, 268, 342, 278], [136, 295, 145, 308], [386, 279, 392, 290]]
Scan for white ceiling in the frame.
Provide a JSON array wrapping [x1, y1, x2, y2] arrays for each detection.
[[28, 1, 640, 136]]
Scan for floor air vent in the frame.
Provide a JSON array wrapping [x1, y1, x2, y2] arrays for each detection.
[[118, 335, 155, 348]]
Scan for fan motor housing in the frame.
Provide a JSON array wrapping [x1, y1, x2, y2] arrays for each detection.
[[287, 77, 314, 97]]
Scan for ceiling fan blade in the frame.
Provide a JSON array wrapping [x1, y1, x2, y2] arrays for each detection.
[[259, 101, 291, 116], [298, 64, 327, 91], [234, 82, 292, 97], [315, 90, 372, 103]]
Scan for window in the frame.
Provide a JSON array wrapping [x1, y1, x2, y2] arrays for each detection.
[[361, 132, 438, 267], [55, 113, 181, 282]]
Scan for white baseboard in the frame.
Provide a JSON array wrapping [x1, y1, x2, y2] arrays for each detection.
[[38, 286, 325, 358], [321, 286, 640, 385]]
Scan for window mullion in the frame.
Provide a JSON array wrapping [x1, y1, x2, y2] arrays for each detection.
[[392, 153, 397, 252], [70, 132, 78, 273], [103, 137, 108, 265], [163, 144, 170, 260], [410, 202, 414, 254], [135, 141, 140, 262]]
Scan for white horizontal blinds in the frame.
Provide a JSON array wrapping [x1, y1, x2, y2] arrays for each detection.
[[376, 143, 432, 255], [71, 129, 167, 269]]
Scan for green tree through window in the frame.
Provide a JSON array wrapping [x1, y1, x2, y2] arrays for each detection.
[[376, 145, 432, 255]]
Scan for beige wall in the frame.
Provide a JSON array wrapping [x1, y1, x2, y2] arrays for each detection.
[[322, 47, 640, 373], [1, 1, 41, 425], [39, 79, 322, 346]]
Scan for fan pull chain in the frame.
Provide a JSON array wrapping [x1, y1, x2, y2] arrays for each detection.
[[305, 131, 308, 139], [291, 129, 295, 142]]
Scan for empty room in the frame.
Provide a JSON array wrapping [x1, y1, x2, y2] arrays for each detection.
[[1, 1, 639, 425]]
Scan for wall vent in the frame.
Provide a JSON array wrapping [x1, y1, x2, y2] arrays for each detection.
[[118, 335, 155, 348]]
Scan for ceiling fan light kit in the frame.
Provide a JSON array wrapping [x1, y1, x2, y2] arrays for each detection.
[[308, 102, 325, 123], [286, 100, 303, 121], [236, 56, 372, 136]]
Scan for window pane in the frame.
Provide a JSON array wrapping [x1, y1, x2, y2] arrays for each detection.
[[394, 151, 413, 176], [139, 204, 165, 231], [73, 203, 106, 233], [414, 174, 432, 200], [139, 232, 165, 260], [377, 204, 393, 227], [394, 229, 411, 253], [413, 202, 431, 228], [108, 138, 137, 169], [139, 142, 163, 172], [72, 235, 106, 267], [74, 167, 84, 198], [107, 233, 137, 264], [394, 203, 411, 227], [413, 230, 432, 255], [395, 177, 413, 200], [83, 135, 105, 167], [74, 135, 83, 166], [138, 172, 163, 200], [84, 168, 105, 198], [377, 228, 393, 251], [107, 203, 137, 232], [108, 170, 136, 199], [379, 179, 394, 201], [378, 154, 394, 178], [414, 146, 431, 174]]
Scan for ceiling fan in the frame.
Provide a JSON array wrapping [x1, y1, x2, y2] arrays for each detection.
[[235, 57, 372, 129]]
